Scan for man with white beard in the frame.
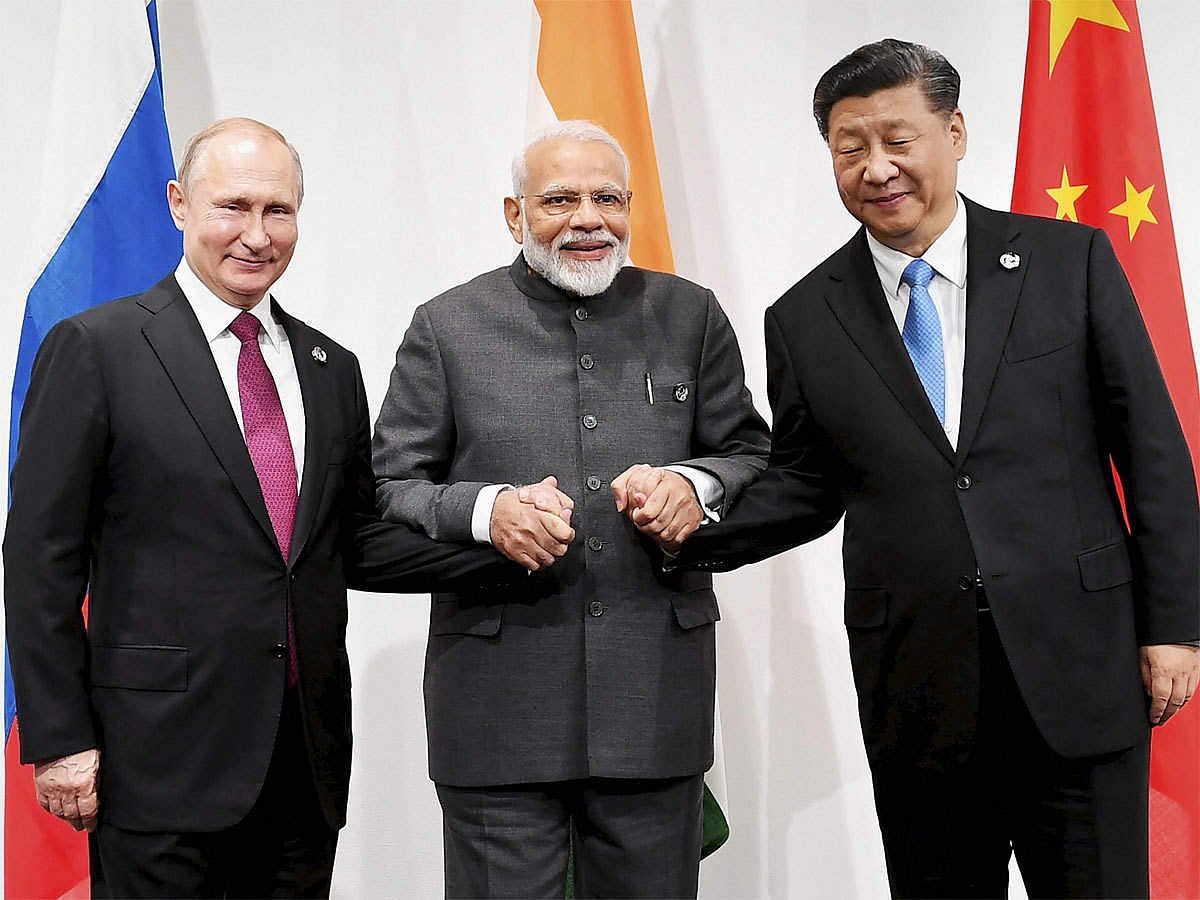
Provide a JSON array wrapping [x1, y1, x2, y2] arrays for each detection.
[[371, 120, 769, 898]]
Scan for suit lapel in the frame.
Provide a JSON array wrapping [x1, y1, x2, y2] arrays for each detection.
[[277, 304, 332, 568], [139, 277, 278, 549], [956, 200, 1030, 461], [825, 232, 956, 464]]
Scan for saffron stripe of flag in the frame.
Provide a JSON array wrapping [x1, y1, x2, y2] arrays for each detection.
[[4, 1, 181, 896], [1011, 3, 1199, 898], [528, 0, 730, 864]]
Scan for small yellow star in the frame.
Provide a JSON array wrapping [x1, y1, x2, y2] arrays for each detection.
[[1045, 166, 1088, 222], [1049, 0, 1130, 77], [1108, 177, 1157, 241]]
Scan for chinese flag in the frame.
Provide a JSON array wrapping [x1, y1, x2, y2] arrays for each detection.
[[1012, 2, 1200, 897]]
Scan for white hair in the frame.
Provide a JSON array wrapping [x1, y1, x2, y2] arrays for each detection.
[[511, 120, 630, 196]]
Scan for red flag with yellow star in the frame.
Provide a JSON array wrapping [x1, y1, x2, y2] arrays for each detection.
[[1012, 2, 1200, 897]]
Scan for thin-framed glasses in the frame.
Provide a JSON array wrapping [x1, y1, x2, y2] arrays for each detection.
[[521, 189, 632, 216]]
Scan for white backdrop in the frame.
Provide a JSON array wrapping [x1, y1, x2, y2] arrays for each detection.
[[2, 2, 1198, 897]]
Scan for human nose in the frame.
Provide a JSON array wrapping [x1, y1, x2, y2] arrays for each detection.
[[862, 145, 898, 185], [240, 213, 270, 251], [568, 194, 604, 229]]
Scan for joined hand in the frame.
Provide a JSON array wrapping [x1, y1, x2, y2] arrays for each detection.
[[612, 464, 703, 553], [491, 476, 574, 571]]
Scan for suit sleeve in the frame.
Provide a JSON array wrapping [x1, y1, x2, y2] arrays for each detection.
[[668, 291, 771, 511], [371, 305, 489, 542], [1086, 228, 1200, 644], [3, 319, 105, 763], [342, 356, 518, 592], [674, 304, 845, 570]]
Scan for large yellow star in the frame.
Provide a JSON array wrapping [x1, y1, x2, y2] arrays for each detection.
[[1049, 0, 1130, 77], [1046, 166, 1088, 222], [1108, 177, 1157, 240]]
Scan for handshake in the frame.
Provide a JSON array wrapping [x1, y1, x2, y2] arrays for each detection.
[[489, 466, 704, 571]]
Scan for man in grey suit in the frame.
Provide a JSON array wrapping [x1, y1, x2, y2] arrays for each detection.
[[371, 120, 769, 898]]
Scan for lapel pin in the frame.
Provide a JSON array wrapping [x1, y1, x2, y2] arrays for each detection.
[[311, 345, 327, 364], [999, 251, 1020, 270], [673, 383, 690, 403]]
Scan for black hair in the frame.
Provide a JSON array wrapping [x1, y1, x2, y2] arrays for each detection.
[[813, 39, 961, 141]]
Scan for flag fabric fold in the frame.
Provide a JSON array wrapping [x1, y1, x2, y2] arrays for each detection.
[[1012, 3, 1200, 897], [4, 1, 181, 896]]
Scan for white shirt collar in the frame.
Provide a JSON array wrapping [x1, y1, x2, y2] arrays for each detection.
[[174, 258, 284, 350], [865, 194, 968, 296]]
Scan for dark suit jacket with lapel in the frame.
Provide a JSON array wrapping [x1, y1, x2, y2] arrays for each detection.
[[4, 274, 514, 832], [677, 198, 1199, 772], [373, 258, 770, 786]]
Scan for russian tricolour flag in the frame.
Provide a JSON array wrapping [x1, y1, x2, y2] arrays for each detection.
[[4, 1, 181, 895]]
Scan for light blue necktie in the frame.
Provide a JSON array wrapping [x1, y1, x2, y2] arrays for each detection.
[[900, 258, 945, 425]]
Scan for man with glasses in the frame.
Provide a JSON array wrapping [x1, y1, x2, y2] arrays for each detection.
[[371, 120, 768, 898]]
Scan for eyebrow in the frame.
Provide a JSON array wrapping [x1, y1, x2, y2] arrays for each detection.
[[536, 182, 625, 194]]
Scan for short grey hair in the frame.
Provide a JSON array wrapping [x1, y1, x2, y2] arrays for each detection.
[[177, 117, 305, 205], [511, 120, 630, 196]]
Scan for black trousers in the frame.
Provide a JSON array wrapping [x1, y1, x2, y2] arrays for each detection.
[[90, 689, 338, 899], [436, 774, 704, 899], [872, 609, 1150, 899]]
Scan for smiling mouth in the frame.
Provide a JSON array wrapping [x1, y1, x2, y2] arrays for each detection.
[[229, 256, 271, 266], [560, 240, 613, 258], [868, 192, 908, 207]]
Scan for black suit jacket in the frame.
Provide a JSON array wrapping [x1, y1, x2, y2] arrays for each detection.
[[679, 199, 1199, 771], [3, 274, 513, 831]]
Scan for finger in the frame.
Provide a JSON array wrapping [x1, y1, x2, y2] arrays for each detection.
[[539, 512, 575, 544], [1148, 672, 1173, 724], [78, 790, 99, 827], [516, 551, 541, 572], [611, 467, 635, 511], [47, 792, 65, 818], [634, 484, 671, 523], [554, 489, 574, 512]]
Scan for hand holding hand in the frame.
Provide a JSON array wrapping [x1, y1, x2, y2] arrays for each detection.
[[612, 464, 703, 553], [34, 747, 100, 831], [490, 481, 575, 571], [1140, 644, 1199, 725], [516, 475, 574, 524]]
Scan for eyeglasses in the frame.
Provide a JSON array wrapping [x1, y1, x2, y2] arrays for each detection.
[[521, 189, 632, 216]]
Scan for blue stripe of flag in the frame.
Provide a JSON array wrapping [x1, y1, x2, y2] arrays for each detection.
[[4, 0, 182, 741]]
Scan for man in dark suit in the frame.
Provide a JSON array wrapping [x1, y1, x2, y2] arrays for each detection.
[[672, 40, 1199, 898], [370, 120, 769, 898], [3, 117, 512, 897]]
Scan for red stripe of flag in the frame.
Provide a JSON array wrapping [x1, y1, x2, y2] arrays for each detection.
[[1012, 3, 1199, 897]]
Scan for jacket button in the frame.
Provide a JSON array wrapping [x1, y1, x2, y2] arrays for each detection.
[[273, 643, 286, 659], [574, 306, 589, 321], [956, 474, 972, 490], [589, 600, 606, 617], [587, 536, 603, 551], [586, 475, 602, 491], [579, 353, 594, 370], [582, 414, 598, 430], [958, 575, 973, 591]]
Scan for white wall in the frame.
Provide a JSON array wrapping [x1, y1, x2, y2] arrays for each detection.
[[1, 2, 1197, 897]]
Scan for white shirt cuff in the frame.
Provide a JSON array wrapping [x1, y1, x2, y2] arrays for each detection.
[[663, 465, 724, 524], [470, 484, 512, 544]]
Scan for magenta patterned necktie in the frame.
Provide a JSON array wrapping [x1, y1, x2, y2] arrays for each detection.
[[229, 311, 299, 685]]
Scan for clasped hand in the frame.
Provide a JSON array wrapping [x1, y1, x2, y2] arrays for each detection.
[[611, 464, 703, 552], [490, 476, 575, 571]]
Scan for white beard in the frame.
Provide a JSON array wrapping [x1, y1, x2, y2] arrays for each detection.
[[521, 216, 630, 297]]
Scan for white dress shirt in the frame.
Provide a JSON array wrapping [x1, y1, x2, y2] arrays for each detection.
[[865, 196, 968, 449], [174, 260, 306, 488]]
